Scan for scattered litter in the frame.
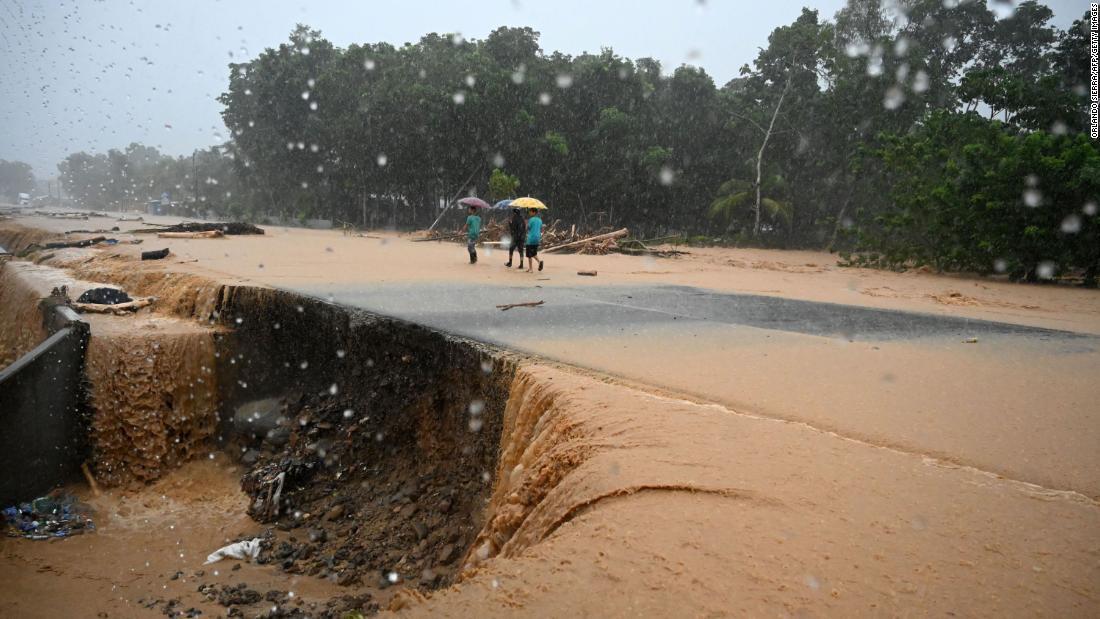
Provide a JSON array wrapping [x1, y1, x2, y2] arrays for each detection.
[[2, 492, 95, 540], [204, 538, 263, 565], [141, 248, 170, 260], [963, 337, 979, 343]]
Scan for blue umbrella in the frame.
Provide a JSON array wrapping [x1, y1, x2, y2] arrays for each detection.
[[493, 199, 514, 210]]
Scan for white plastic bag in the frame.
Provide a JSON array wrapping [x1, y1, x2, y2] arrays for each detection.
[[204, 538, 262, 565]]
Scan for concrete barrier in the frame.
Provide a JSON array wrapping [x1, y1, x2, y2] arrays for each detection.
[[0, 306, 90, 506]]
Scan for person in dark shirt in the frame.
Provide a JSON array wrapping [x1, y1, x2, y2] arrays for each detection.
[[506, 207, 527, 269]]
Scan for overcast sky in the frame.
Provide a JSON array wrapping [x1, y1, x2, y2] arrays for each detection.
[[0, 0, 1087, 178]]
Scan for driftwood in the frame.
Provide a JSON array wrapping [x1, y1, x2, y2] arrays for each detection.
[[81, 462, 101, 496], [617, 246, 690, 257], [577, 270, 598, 276], [141, 248, 170, 260], [496, 300, 544, 311], [44, 236, 106, 249], [413, 232, 466, 242], [72, 296, 155, 315], [157, 230, 224, 239], [543, 228, 628, 253]]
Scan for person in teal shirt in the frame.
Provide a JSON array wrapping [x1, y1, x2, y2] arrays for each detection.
[[525, 208, 544, 272], [464, 205, 481, 264]]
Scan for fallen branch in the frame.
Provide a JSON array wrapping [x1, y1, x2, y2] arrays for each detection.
[[72, 296, 156, 315], [413, 232, 465, 243], [543, 228, 628, 253], [157, 230, 224, 239], [81, 462, 101, 496], [496, 300, 544, 311]]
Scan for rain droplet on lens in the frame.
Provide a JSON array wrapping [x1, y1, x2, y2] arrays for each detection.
[[1061, 214, 1081, 234]]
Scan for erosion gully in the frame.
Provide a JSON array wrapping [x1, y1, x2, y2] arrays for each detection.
[[0, 224, 538, 616]]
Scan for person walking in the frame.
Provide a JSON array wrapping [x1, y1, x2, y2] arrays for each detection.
[[525, 208, 544, 272], [464, 205, 481, 264], [506, 207, 527, 269]]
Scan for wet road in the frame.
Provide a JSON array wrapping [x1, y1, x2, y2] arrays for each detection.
[[296, 282, 1085, 345]]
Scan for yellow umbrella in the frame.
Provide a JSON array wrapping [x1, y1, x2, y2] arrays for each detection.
[[512, 196, 548, 210]]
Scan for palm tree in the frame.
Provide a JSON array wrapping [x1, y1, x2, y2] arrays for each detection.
[[709, 175, 791, 235]]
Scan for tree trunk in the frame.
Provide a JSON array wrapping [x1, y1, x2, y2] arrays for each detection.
[[753, 74, 792, 238]]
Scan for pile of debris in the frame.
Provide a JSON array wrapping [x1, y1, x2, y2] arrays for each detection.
[[46, 285, 156, 316], [132, 222, 265, 235], [2, 491, 95, 540], [417, 222, 689, 257]]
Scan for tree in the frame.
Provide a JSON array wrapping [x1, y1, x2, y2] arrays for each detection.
[[488, 169, 520, 202], [0, 160, 35, 201]]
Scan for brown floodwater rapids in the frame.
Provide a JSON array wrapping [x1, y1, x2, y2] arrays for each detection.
[[83, 324, 220, 486]]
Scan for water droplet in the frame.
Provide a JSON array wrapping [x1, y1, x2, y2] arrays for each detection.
[[883, 86, 905, 110], [659, 166, 675, 186], [538, 92, 552, 105], [453, 91, 465, 104], [555, 73, 573, 88], [1061, 214, 1082, 234], [377, 153, 388, 167], [363, 59, 376, 71], [1022, 188, 1042, 208], [912, 70, 929, 93], [1036, 261, 1056, 280]]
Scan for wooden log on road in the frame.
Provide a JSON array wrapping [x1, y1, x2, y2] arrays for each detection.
[[157, 230, 224, 239], [72, 296, 156, 315], [499, 301, 545, 310]]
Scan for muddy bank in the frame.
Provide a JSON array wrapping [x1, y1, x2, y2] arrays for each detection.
[[0, 262, 51, 366]]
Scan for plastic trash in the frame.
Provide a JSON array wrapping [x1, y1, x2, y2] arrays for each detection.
[[2, 492, 95, 540], [204, 538, 263, 565]]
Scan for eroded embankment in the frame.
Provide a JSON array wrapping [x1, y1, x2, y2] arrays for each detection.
[[3, 220, 1098, 618]]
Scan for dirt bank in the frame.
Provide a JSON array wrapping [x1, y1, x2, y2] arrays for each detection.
[[400, 365, 1100, 617]]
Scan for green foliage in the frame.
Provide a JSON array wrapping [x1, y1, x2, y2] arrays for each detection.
[[0, 159, 35, 200], [48, 3, 1096, 277], [488, 168, 520, 202], [709, 176, 791, 233], [852, 111, 1099, 283]]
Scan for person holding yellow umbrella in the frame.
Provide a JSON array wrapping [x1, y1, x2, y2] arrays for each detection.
[[512, 197, 547, 272]]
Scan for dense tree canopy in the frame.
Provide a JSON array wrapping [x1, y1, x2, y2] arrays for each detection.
[[0, 159, 35, 201], [55, 1, 1097, 282]]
